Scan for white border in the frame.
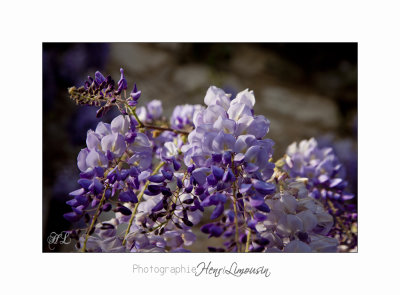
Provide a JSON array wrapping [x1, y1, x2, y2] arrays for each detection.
[[1, 1, 399, 294]]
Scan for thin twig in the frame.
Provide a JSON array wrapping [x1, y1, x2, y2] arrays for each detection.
[[81, 184, 108, 252], [122, 161, 165, 245]]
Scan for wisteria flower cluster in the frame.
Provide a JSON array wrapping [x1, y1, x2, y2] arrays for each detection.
[[64, 68, 357, 252], [283, 138, 357, 250]]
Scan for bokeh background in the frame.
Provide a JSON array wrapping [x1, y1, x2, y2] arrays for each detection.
[[43, 43, 357, 252]]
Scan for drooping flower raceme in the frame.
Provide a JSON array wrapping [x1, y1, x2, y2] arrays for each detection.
[[284, 138, 351, 199], [178, 86, 339, 252], [282, 138, 357, 251], [63, 69, 356, 253], [255, 177, 338, 252], [64, 114, 151, 223]]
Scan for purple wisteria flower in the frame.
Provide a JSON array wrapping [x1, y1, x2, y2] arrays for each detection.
[[128, 83, 141, 106], [181, 86, 282, 251], [64, 71, 354, 253], [64, 114, 152, 223], [284, 138, 352, 201], [170, 104, 205, 130], [254, 178, 337, 252], [136, 99, 163, 123], [68, 68, 143, 118], [283, 138, 357, 251]]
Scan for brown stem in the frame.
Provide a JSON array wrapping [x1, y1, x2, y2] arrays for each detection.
[[143, 124, 190, 135], [232, 161, 240, 252]]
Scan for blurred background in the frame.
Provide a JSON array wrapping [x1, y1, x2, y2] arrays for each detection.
[[43, 43, 357, 252]]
